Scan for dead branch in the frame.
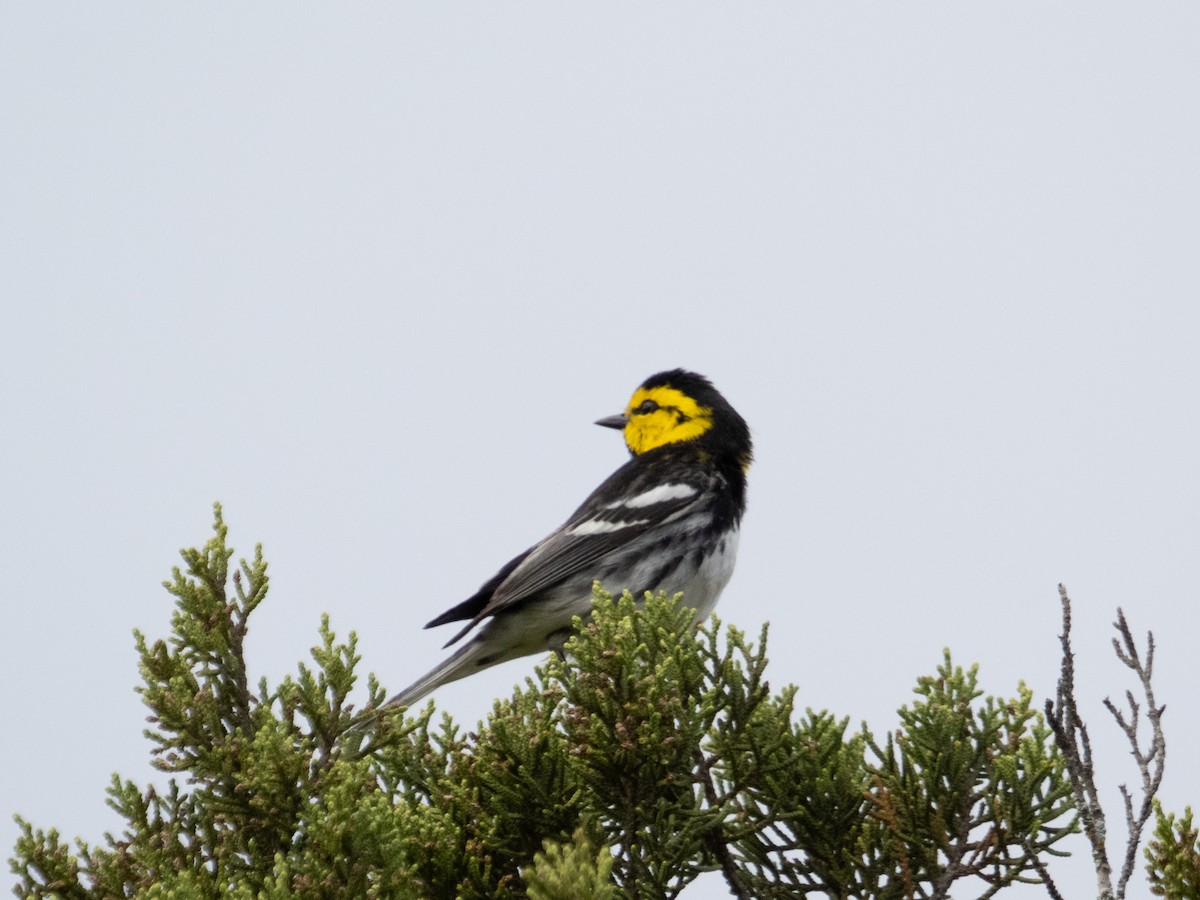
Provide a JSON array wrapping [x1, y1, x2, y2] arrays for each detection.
[[1043, 586, 1167, 900], [1044, 584, 1114, 899], [1103, 607, 1167, 897]]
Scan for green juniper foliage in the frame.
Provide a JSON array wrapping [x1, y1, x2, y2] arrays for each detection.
[[1147, 803, 1200, 899], [525, 827, 617, 900], [14, 507, 1084, 898]]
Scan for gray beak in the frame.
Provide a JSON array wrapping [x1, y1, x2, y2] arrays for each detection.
[[595, 414, 627, 430]]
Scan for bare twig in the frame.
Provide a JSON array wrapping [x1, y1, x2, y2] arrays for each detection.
[[1044, 585, 1114, 899], [1103, 607, 1167, 898], [1043, 586, 1167, 900]]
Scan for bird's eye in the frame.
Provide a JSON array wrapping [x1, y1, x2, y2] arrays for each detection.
[[635, 399, 660, 415]]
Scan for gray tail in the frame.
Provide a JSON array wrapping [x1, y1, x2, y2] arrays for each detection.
[[381, 638, 494, 711]]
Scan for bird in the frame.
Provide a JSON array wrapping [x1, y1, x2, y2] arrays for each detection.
[[380, 369, 752, 710]]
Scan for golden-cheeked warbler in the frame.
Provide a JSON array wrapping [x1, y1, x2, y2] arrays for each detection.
[[383, 369, 752, 709]]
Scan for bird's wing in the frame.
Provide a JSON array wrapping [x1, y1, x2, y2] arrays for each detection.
[[454, 472, 711, 633], [423, 546, 534, 629]]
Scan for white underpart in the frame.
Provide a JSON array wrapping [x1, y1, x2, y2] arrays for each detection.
[[607, 482, 699, 509], [567, 517, 651, 536], [630, 525, 740, 620]]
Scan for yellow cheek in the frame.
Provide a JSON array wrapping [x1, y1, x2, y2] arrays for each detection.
[[624, 409, 713, 454], [624, 411, 670, 454], [620, 385, 715, 453]]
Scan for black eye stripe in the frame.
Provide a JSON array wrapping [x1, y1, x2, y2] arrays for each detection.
[[633, 398, 693, 423]]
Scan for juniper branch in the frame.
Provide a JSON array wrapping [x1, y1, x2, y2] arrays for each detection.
[[694, 748, 753, 900], [1022, 837, 1067, 900]]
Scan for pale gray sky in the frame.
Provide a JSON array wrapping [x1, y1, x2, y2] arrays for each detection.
[[3, 5, 1198, 896]]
